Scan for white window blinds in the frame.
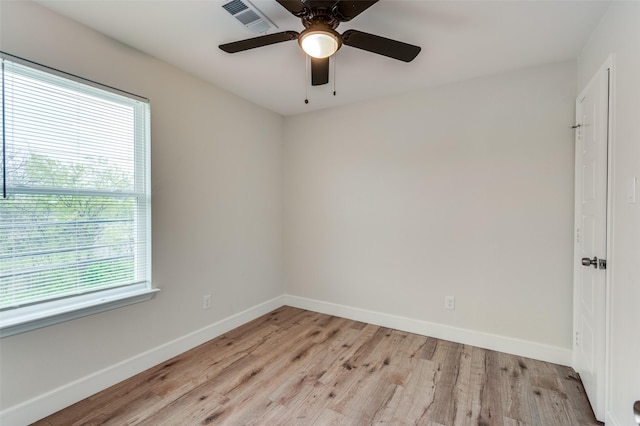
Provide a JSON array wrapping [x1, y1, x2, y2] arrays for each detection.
[[0, 54, 153, 335]]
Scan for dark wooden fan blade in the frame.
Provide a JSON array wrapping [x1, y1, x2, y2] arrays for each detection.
[[219, 31, 299, 53], [332, 0, 379, 21], [276, 0, 308, 17], [311, 57, 330, 86], [342, 29, 421, 62], [302, 0, 339, 8]]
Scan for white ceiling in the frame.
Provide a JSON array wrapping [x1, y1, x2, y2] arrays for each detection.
[[35, 0, 610, 116]]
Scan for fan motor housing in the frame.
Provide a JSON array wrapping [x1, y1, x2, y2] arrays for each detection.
[[302, 11, 340, 30]]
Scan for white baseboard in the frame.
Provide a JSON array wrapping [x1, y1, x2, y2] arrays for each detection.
[[0, 295, 285, 426], [283, 294, 573, 367]]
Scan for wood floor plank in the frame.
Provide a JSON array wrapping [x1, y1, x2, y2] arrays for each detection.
[[271, 379, 332, 424], [339, 379, 397, 424], [530, 383, 574, 426], [242, 400, 289, 426], [325, 327, 418, 422], [390, 358, 439, 424], [497, 351, 538, 425], [312, 408, 351, 425], [556, 367, 602, 425], [422, 339, 466, 424], [33, 307, 602, 426], [449, 344, 475, 426], [478, 349, 506, 426], [212, 320, 350, 424], [460, 346, 491, 425], [268, 326, 358, 405], [316, 323, 381, 389], [377, 329, 426, 387], [503, 416, 533, 426]]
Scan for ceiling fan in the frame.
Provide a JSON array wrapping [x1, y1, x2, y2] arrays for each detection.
[[219, 0, 421, 86]]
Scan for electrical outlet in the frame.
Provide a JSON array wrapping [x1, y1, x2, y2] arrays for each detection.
[[445, 296, 455, 310], [203, 294, 212, 310]]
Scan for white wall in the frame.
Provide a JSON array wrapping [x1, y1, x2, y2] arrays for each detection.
[[0, 0, 284, 420], [578, 3, 640, 425], [284, 61, 577, 354]]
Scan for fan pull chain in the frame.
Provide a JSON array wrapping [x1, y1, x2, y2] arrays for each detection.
[[304, 56, 309, 104], [333, 54, 337, 96]]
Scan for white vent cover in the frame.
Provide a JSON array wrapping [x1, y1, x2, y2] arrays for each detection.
[[222, 0, 277, 34]]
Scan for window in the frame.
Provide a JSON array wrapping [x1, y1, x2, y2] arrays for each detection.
[[0, 53, 155, 337]]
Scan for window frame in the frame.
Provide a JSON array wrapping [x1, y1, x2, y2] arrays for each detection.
[[0, 52, 156, 338]]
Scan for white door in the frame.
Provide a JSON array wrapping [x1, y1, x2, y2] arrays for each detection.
[[573, 62, 610, 422]]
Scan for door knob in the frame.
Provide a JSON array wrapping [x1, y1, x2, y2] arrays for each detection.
[[581, 257, 598, 268]]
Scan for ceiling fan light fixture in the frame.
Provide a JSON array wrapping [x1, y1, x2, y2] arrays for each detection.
[[299, 29, 341, 59]]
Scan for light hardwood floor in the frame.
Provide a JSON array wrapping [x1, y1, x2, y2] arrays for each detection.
[[35, 306, 601, 425]]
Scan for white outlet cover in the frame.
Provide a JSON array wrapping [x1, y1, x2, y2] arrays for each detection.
[[203, 294, 212, 309], [445, 296, 455, 310]]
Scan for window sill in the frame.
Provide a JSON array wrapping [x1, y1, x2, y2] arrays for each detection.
[[0, 288, 160, 338]]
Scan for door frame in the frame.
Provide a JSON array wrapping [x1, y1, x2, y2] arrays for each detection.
[[572, 54, 615, 422]]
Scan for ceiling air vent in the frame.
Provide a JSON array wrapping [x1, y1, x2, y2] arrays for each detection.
[[222, 0, 277, 35]]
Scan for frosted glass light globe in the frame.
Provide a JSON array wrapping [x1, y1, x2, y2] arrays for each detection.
[[299, 31, 339, 59]]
